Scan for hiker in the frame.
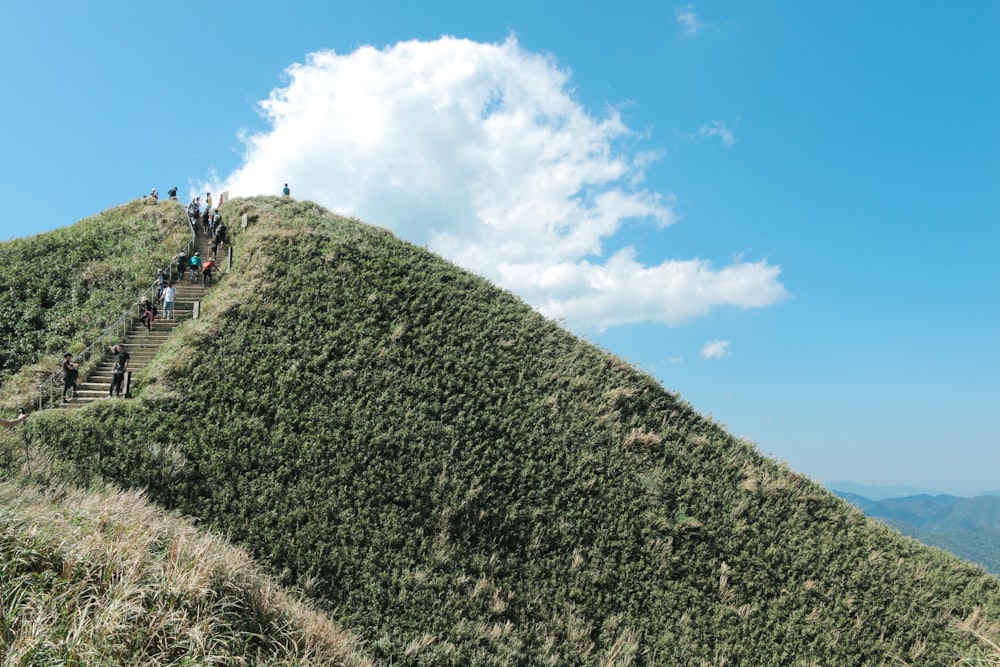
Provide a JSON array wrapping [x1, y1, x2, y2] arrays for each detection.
[[189, 252, 202, 283], [213, 222, 228, 249], [201, 257, 219, 286], [174, 250, 188, 282], [187, 200, 200, 229], [155, 270, 168, 302], [109, 345, 129, 397], [139, 296, 156, 331], [282, 183, 290, 197], [167, 186, 178, 200], [161, 282, 176, 319], [0, 411, 26, 428], [62, 353, 79, 402], [149, 188, 158, 203]]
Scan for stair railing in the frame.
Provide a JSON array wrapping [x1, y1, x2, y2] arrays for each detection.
[[36, 214, 197, 411]]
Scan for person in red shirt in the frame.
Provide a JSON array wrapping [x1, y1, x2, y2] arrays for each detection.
[[201, 258, 219, 286]]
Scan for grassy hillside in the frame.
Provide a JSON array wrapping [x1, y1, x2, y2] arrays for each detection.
[[11, 196, 1000, 665], [0, 476, 371, 666], [0, 198, 189, 413]]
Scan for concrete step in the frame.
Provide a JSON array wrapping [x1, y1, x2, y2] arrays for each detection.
[[53, 250, 223, 409]]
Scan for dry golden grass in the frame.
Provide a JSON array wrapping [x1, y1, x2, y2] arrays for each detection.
[[0, 480, 373, 666]]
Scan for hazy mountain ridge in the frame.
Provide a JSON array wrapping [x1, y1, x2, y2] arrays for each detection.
[[836, 492, 1000, 574]]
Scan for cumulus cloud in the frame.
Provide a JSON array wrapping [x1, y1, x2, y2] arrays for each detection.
[[702, 340, 730, 359], [207, 36, 788, 331], [675, 5, 705, 36]]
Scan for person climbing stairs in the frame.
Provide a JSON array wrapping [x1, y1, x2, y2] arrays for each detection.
[[60, 232, 219, 408]]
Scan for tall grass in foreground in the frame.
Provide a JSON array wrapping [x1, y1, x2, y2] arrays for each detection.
[[0, 479, 372, 666]]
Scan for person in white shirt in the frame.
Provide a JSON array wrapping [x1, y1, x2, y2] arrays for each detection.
[[161, 283, 177, 320]]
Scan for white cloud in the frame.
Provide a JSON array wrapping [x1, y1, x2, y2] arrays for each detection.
[[207, 36, 788, 332], [702, 340, 730, 359], [675, 5, 705, 37], [695, 121, 736, 148]]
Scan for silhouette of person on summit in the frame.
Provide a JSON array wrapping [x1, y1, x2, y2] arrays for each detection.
[[282, 183, 290, 197]]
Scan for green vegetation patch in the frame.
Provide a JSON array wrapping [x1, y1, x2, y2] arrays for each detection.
[[0, 199, 189, 410], [19, 197, 1000, 665]]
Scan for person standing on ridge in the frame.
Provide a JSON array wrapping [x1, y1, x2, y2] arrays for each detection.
[[62, 353, 78, 402], [282, 183, 290, 197], [167, 186, 178, 200]]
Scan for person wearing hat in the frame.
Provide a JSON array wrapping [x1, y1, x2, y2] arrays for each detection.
[[62, 353, 79, 402], [189, 251, 202, 283], [139, 296, 156, 331]]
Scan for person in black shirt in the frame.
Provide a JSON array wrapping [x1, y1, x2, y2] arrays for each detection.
[[109, 344, 130, 397], [62, 353, 79, 402]]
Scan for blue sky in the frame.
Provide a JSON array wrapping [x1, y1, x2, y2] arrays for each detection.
[[1, 1, 997, 494]]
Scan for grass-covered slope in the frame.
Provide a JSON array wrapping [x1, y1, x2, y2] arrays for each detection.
[[21, 197, 1000, 665], [0, 198, 189, 411], [0, 479, 371, 666]]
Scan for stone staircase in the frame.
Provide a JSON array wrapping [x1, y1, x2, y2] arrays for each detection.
[[61, 232, 219, 408]]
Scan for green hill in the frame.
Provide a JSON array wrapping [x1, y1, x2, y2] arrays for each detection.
[[5, 196, 1000, 665]]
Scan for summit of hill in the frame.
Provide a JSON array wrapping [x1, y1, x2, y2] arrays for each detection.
[[4, 196, 1000, 665]]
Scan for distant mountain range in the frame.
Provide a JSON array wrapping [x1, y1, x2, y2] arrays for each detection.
[[827, 481, 1000, 501], [832, 489, 1000, 575]]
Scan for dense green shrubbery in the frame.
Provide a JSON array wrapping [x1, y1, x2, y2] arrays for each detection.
[[0, 199, 188, 392], [19, 197, 1000, 665]]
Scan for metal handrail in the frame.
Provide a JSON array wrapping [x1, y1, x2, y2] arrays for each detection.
[[36, 215, 197, 411]]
